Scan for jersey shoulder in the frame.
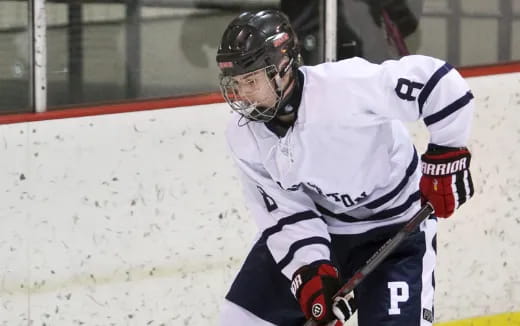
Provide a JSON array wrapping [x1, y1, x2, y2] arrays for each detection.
[[300, 57, 380, 84], [298, 58, 385, 128], [297, 55, 450, 127], [301, 55, 446, 91]]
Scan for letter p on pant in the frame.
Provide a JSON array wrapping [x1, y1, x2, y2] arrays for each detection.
[[388, 281, 409, 315]]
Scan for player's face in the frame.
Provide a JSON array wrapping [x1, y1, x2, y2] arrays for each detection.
[[219, 65, 282, 121], [231, 68, 278, 108]]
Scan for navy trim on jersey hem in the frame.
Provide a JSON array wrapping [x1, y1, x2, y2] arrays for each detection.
[[423, 91, 474, 126], [260, 210, 322, 242], [277, 237, 331, 270], [418, 62, 453, 114], [364, 147, 418, 209], [317, 190, 421, 223]]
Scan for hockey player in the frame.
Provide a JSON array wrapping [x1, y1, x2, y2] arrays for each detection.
[[216, 10, 474, 326]]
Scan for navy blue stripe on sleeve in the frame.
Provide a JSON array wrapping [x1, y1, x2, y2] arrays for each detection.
[[418, 62, 453, 114], [260, 210, 322, 242], [364, 147, 418, 209], [423, 91, 474, 126], [277, 236, 331, 270]]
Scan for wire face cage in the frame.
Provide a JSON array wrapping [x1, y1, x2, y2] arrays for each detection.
[[219, 65, 283, 122]]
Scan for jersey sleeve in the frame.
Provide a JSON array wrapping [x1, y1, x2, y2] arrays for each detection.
[[227, 135, 331, 280], [371, 55, 474, 147]]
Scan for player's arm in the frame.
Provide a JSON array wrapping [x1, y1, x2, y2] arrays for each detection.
[[228, 147, 354, 324], [375, 55, 475, 217]]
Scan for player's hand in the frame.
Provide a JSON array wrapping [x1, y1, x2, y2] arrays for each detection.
[[420, 144, 474, 218], [291, 262, 356, 324]]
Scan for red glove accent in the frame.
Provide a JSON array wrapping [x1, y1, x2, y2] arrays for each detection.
[[420, 144, 474, 218], [291, 263, 340, 323]]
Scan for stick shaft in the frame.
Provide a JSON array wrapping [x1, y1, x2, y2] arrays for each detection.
[[381, 9, 411, 56], [303, 203, 434, 326]]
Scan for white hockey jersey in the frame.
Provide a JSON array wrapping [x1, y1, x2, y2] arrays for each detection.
[[225, 55, 474, 280]]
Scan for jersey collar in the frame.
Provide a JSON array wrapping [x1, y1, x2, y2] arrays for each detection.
[[265, 69, 304, 138]]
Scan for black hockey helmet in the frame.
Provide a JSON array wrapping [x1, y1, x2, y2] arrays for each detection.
[[216, 10, 300, 76], [216, 10, 301, 122]]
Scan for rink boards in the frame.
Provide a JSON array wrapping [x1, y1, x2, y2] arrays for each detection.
[[0, 72, 519, 325]]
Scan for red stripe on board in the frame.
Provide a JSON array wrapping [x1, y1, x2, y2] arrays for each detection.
[[458, 61, 520, 77], [0, 92, 224, 125]]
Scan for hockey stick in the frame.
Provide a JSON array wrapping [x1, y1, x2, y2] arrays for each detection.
[[303, 202, 434, 326], [381, 8, 410, 56]]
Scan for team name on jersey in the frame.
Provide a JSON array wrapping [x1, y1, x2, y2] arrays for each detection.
[[421, 157, 468, 176], [276, 181, 368, 208]]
